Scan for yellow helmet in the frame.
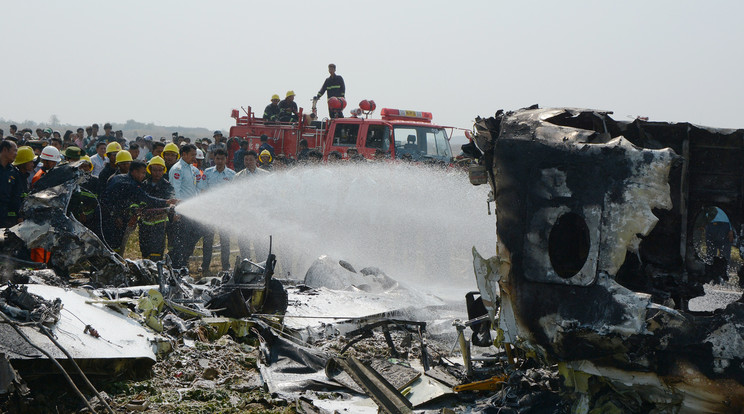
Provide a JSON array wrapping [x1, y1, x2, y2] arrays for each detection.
[[259, 149, 273, 163], [105, 142, 122, 154], [147, 156, 167, 174], [115, 150, 133, 164], [286, 90, 296, 98], [12, 146, 35, 166], [163, 142, 180, 158], [271, 94, 280, 101], [80, 155, 94, 172]]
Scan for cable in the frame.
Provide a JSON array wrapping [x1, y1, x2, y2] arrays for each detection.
[[0, 310, 96, 413], [39, 325, 115, 414]]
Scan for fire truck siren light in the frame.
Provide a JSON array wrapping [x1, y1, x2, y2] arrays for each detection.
[[380, 108, 433, 122], [359, 100, 377, 112]]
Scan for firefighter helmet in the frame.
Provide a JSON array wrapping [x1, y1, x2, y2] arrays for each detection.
[[259, 149, 272, 163], [12, 146, 35, 166], [163, 142, 180, 156], [115, 150, 133, 164], [271, 94, 280, 101], [105, 142, 122, 154], [79, 155, 94, 172], [147, 156, 166, 174], [286, 90, 296, 98]]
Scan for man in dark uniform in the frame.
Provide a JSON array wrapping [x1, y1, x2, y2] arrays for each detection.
[[0, 140, 21, 228], [263, 94, 281, 123], [315, 63, 346, 119], [97, 142, 121, 193], [11, 146, 35, 213], [100, 160, 176, 253], [72, 156, 103, 240], [258, 134, 275, 158], [139, 156, 175, 261], [233, 140, 249, 172], [278, 91, 299, 122]]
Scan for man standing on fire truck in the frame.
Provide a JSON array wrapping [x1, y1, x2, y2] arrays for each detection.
[[315, 63, 345, 119]]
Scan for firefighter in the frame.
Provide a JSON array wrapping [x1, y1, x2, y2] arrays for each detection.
[[263, 94, 281, 123], [11, 146, 35, 207], [31, 145, 61, 188], [162, 142, 180, 171], [100, 160, 177, 253], [74, 155, 103, 239], [97, 142, 122, 192], [139, 156, 174, 261], [314, 63, 346, 119], [258, 150, 273, 171], [168, 144, 202, 268], [278, 91, 299, 122], [202, 149, 235, 273], [114, 150, 133, 176], [0, 140, 21, 228], [161, 141, 181, 257], [19, 143, 56, 264]]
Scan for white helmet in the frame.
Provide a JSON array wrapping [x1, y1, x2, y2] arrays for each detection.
[[195, 149, 205, 160], [40, 146, 62, 162]]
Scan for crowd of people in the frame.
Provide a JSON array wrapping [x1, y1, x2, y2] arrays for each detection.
[[0, 123, 370, 276]]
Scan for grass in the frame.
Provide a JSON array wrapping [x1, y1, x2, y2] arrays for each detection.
[[122, 226, 229, 277], [122, 224, 299, 278]]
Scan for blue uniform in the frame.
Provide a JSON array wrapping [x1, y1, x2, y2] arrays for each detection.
[[204, 166, 236, 189], [168, 158, 204, 268], [169, 159, 202, 200]]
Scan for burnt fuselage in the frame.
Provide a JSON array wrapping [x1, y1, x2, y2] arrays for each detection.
[[472, 107, 744, 411]]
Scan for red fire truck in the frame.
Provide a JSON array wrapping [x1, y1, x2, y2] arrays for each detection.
[[227, 101, 454, 163]]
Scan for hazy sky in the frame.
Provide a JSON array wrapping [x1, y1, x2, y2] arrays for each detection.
[[3, 1, 743, 133]]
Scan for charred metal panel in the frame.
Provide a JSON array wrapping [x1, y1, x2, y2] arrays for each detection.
[[472, 106, 744, 412], [6, 163, 129, 284]]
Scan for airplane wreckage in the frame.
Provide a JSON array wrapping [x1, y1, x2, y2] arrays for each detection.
[[2, 107, 744, 412], [468, 105, 744, 412]]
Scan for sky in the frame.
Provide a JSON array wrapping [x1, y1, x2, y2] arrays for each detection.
[[2, 1, 743, 134]]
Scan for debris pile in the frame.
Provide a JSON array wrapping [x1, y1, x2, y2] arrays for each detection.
[[108, 336, 288, 413], [470, 368, 568, 414]]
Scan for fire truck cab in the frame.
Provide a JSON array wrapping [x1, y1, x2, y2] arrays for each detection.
[[228, 105, 453, 163]]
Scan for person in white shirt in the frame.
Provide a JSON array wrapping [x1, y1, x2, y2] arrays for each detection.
[[201, 149, 236, 273], [90, 142, 107, 177], [235, 150, 267, 260]]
